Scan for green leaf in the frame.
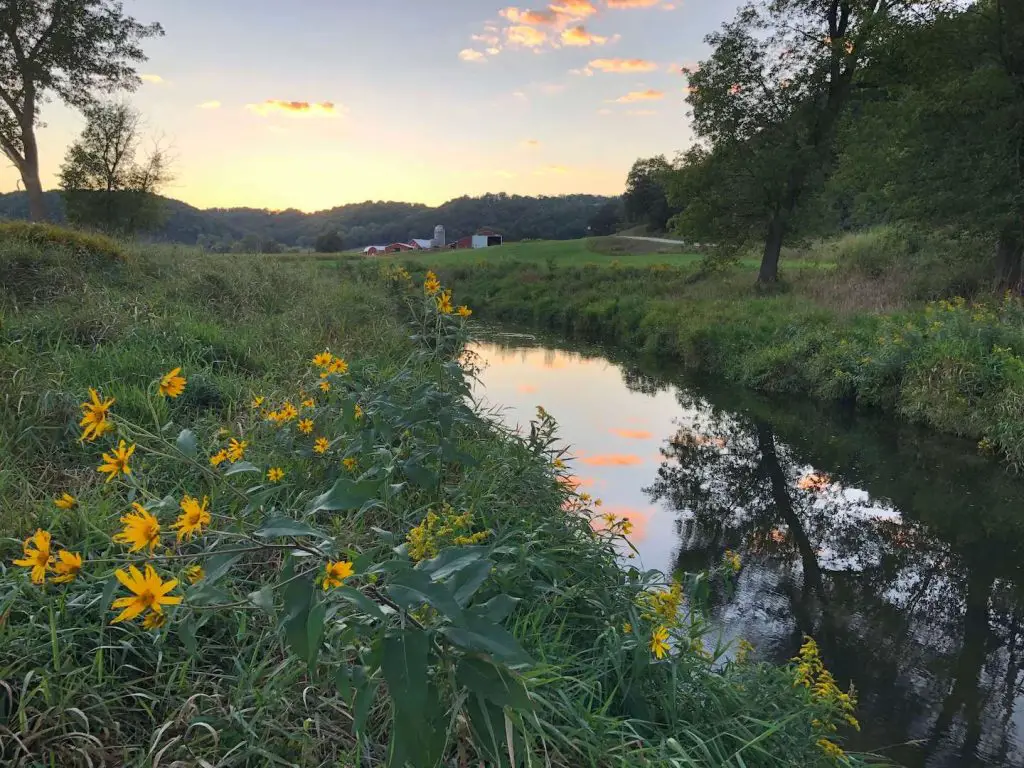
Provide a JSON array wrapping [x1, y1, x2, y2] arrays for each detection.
[[401, 458, 437, 488], [440, 613, 531, 667], [254, 517, 328, 540], [353, 676, 381, 737], [176, 429, 198, 458], [456, 657, 533, 711], [249, 585, 276, 616], [382, 629, 430, 766], [177, 615, 198, 655], [465, 693, 508, 765], [309, 477, 379, 513], [415, 546, 487, 581], [225, 460, 260, 476], [306, 600, 328, 673], [387, 569, 464, 623], [202, 551, 243, 585], [451, 559, 494, 607], [335, 586, 386, 621], [477, 595, 520, 624], [281, 569, 314, 663]]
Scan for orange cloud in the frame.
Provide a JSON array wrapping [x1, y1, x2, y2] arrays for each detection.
[[550, 0, 597, 17], [246, 100, 339, 118], [614, 88, 665, 102], [517, 382, 538, 393], [607, 0, 660, 6], [591, 505, 651, 542], [459, 48, 486, 62], [561, 25, 607, 46], [609, 428, 653, 439], [589, 57, 658, 73], [501, 6, 561, 24], [506, 24, 548, 47], [561, 474, 597, 489], [580, 454, 643, 466]]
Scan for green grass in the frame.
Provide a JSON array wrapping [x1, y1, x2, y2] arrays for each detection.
[[387, 228, 1024, 471], [0, 228, 866, 766]]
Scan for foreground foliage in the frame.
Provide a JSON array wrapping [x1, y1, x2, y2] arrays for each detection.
[[1, 233, 863, 765]]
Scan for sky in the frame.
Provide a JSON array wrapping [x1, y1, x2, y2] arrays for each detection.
[[0, 0, 741, 212]]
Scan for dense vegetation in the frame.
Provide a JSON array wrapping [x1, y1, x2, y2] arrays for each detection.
[[0, 224, 864, 766], [647, 0, 1022, 286], [0, 190, 619, 250]]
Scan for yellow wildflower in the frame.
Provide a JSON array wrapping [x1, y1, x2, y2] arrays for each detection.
[[113, 503, 161, 553], [251, 395, 265, 408], [172, 495, 211, 541], [553, 458, 565, 470], [298, 418, 314, 435], [314, 437, 330, 454], [456, 305, 472, 318], [723, 549, 742, 573], [342, 457, 358, 472], [97, 440, 135, 483], [51, 550, 83, 584], [622, 622, 632, 634], [319, 380, 331, 393], [227, 438, 247, 462], [650, 625, 670, 660], [268, 467, 285, 483], [280, 401, 298, 421], [142, 612, 167, 630], [354, 404, 364, 421], [313, 351, 333, 368], [328, 357, 349, 375], [302, 398, 315, 409], [13, 529, 53, 584], [210, 449, 229, 467], [321, 560, 354, 590], [436, 290, 453, 314], [54, 493, 77, 510], [184, 564, 205, 584], [79, 388, 115, 442], [158, 367, 186, 398], [424, 271, 441, 295], [110, 564, 182, 623], [621, 519, 634, 535], [817, 738, 845, 759]]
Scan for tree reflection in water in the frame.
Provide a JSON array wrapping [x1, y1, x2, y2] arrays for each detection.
[[645, 391, 1024, 768]]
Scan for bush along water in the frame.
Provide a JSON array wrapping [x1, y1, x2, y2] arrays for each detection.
[[411, 258, 1024, 473], [2, 268, 864, 766]]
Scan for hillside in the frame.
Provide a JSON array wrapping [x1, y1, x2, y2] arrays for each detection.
[[0, 190, 618, 249]]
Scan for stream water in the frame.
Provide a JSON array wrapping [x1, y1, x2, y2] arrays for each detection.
[[470, 333, 1024, 768]]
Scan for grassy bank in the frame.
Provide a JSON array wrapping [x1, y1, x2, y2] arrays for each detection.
[[398, 229, 1024, 471], [0, 226, 863, 766]]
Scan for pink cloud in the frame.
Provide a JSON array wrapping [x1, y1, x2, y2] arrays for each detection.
[[589, 57, 658, 73], [580, 454, 643, 466], [609, 428, 654, 439]]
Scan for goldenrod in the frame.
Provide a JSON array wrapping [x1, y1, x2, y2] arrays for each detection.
[[110, 564, 182, 623], [113, 503, 161, 553]]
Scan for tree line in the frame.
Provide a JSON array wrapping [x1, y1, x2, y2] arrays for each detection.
[[623, 0, 1023, 286]]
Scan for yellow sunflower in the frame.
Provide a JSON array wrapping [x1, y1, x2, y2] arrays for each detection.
[[97, 440, 135, 483], [110, 564, 182, 624], [113, 503, 161, 553], [172, 495, 211, 541], [158, 367, 187, 398], [13, 529, 53, 584]]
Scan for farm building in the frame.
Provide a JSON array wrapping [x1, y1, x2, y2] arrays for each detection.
[[362, 226, 502, 255]]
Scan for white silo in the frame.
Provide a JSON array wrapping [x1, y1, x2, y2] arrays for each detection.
[[433, 225, 446, 249]]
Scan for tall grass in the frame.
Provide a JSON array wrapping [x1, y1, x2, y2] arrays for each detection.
[[0, 229, 866, 766]]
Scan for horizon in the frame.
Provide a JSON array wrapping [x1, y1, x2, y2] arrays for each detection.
[[0, 0, 738, 213]]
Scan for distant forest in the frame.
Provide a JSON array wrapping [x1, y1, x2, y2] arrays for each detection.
[[0, 191, 619, 251]]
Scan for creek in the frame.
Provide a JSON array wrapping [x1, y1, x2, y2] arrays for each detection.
[[470, 333, 1024, 768]]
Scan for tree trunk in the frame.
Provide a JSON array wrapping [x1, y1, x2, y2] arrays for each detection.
[[758, 212, 786, 284], [20, 118, 46, 222], [997, 226, 1023, 292]]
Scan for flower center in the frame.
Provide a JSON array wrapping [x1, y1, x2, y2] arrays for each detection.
[[139, 589, 157, 609]]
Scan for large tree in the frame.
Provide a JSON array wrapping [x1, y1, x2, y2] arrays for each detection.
[[0, 0, 162, 221], [58, 101, 170, 232], [623, 155, 676, 232], [684, 0, 941, 283]]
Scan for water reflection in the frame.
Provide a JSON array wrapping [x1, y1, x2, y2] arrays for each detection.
[[471, 336, 1024, 768]]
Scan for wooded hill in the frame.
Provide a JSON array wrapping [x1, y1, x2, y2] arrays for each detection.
[[0, 191, 618, 250]]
